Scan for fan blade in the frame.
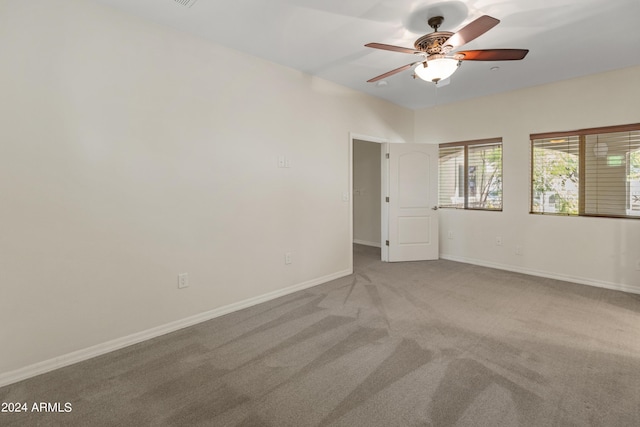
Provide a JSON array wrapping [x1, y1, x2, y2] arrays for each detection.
[[444, 15, 500, 50], [365, 43, 420, 55], [367, 62, 420, 82], [457, 49, 529, 61]]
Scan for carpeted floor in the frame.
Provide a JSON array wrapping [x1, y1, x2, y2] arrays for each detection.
[[2, 244, 640, 426]]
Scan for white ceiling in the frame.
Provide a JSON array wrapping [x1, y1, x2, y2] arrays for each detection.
[[92, 0, 640, 110]]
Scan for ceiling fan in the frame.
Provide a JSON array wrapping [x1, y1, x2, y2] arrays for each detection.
[[365, 15, 529, 84]]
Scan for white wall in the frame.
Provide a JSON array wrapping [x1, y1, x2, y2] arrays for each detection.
[[353, 140, 381, 247], [415, 66, 640, 293], [0, 0, 414, 379]]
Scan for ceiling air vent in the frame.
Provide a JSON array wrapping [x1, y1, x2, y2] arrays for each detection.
[[173, 0, 198, 7]]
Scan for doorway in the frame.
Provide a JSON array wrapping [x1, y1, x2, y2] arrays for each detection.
[[353, 139, 383, 251], [350, 134, 389, 264], [349, 134, 438, 268]]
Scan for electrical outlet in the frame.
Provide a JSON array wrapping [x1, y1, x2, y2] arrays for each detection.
[[515, 246, 523, 256], [277, 156, 285, 168], [495, 236, 503, 246], [178, 273, 189, 289], [285, 252, 292, 265], [448, 231, 454, 239]]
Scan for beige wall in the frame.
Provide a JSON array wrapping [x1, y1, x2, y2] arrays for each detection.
[[415, 66, 640, 293], [353, 140, 382, 247], [0, 0, 413, 378]]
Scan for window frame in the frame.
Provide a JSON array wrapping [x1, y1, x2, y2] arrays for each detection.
[[530, 122, 640, 220], [439, 137, 503, 211]]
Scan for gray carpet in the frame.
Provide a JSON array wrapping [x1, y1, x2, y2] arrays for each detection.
[[2, 244, 640, 426]]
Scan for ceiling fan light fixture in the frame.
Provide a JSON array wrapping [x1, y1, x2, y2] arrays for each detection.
[[414, 57, 459, 83]]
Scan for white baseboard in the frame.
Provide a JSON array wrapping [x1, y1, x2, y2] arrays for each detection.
[[0, 269, 352, 388], [440, 254, 640, 296], [353, 239, 381, 248]]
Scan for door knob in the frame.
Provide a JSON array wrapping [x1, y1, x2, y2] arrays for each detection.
[[432, 206, 439, 211]]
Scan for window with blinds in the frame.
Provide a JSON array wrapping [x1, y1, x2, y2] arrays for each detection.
[[531, 123, 640, 219], [531, 136, 580, 215], [439, 138, 502, 211]]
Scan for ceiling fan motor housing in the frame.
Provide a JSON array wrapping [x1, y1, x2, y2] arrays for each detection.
[[414, 32, 454, 55]]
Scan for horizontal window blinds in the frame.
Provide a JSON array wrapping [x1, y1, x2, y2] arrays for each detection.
[[584, 130, 640, 217], [530, 123, 640, 219], [468, 143, 502, 210], [438, 146, 464, 208], [531, 136, 580, 215], [439, 138, 502, 211]]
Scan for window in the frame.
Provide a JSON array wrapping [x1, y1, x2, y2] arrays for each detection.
[[439, 138, 502, 210], [531, 123, 640, 219], [531, 136, 580, 214]]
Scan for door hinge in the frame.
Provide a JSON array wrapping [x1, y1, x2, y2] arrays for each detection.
[[385, 240, 389, 246], [385, 197, 390, 202], [385, 153, 389, 159]]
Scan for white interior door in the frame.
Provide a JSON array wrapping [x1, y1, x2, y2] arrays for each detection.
[[387, 143, 439, 262]]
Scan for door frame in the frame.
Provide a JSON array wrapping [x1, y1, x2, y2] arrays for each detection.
[[349, 132, 399, 265]]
